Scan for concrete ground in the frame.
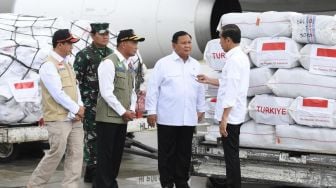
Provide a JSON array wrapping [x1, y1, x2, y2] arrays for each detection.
[[0, 130, 300, 188]]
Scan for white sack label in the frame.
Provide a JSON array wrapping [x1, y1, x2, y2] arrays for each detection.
[[250, 37, 301, 68], [257, 42, 288, 66], [309, 47, 336, 76], [9, 79, 39, 102], [289, 97, 335, 128], [249, 95, 294, 125]]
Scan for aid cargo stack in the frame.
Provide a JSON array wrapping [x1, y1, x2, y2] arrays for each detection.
[[0, 14, 150, 162], [193, 11, 336, 187]]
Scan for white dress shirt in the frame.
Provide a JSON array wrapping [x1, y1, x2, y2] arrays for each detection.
[[146, 51, 206, 126], [214, 46, 250, 124], [39, 51, 83, 118], [97, 50, 137, 116]]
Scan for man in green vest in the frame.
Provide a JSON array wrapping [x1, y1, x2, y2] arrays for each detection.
[[74, 23, 113, 183], [94, 29, 145, 188], [27, 29, 85, 188]]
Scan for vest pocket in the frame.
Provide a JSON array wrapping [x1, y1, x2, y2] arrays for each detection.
[[115, 72, 126, 89]]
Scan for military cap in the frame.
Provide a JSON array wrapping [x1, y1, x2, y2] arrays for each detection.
[[90, 23, 109, 34], [117, 29, 145, 43]]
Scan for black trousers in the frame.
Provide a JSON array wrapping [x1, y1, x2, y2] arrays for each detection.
[[222, 123, 242, 188], [157, 124, 195, 188], [94, 122, 127, 188]]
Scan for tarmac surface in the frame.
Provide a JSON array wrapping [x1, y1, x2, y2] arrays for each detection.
[[0, 130, 302, 188]]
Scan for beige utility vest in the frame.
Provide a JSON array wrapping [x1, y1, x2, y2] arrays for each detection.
[[95, 53, 134, 124], [41, 56, 78, 121]]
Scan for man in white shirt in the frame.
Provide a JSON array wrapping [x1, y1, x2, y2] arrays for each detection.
[[146, 31, 206, 188], [197, 24, 250, 188], [27, 29, 85, 188], [94, 29, 144, 188]]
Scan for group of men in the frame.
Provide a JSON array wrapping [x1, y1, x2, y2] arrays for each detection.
[[25, 22, 249, 188]]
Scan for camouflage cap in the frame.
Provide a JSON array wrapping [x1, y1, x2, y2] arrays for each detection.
[[90, 23, 109, 34]]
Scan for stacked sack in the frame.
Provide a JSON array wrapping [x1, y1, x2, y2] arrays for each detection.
[[204, 11, 336, 154], [0, 13, 143, 124]]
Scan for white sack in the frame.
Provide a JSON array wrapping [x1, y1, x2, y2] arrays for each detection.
[[203, 38, 252, 71], [205, 97, 217, 119], [267, 68, 336, 99], [300, 44, 336, 76], [249, 37, 301, 68], [240, 120, 276, 148], [249, 95, 294, 125], [276, 124, 336, 154], [248, 67, 274, 97], [289, 97, 336, 128], [204, 125, 220, 142], [205, 97, 251, 123], [199, 63, 221, 97], [291, 14, 336, 45], [217, 12, 295, 39]]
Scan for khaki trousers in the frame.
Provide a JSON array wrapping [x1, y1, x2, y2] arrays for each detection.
[[27, 121, 84, 188]]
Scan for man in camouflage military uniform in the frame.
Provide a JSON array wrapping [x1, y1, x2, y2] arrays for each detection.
[[73, 23, 113, 183]]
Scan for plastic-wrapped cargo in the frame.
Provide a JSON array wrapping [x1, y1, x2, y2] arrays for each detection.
[[288, 97, 336, 128], [249, 37, 301, 68], [300, 44, 336, 76], [267, 67, 336, 99], [217, 11, 295, 39], [276, 124, 336, 154], [0, 13, 145, 124], [291, 14, 336, 45], [203, 38, 252, 71], [248, 94, 294, 125], [248, 67, 274, 97], [240, 120, 276, 149]]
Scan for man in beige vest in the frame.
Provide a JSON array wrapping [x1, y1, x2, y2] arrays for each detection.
[[94, 29, 145, 188], [27, 29, 85, 188]]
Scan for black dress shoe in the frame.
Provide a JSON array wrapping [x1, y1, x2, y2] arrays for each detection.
[[84, 165, 96, 183]]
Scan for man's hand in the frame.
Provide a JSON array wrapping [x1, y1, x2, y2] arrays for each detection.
[[74, 114, 83, 122], [76, 106, 85, 118], [147, 114, 157, 127], [197, 112, 205, 123], [196, 74, 209, 84], [220, 120, 228, 137], [122, 110, 136, 122]]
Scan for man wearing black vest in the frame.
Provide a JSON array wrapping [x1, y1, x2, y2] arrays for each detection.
[[94, 29, 145, 188]]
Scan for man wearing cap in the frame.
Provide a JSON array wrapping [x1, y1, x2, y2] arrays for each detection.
[[73, 23, 113, 183], [27, 29, 85, 188], [94, 29, 145, 188]]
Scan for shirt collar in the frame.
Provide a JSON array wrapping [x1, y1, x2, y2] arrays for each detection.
[[51, 50, 69, 63], [225, 46, 241, 59], [172, 51, 190, 63], [114, 50, 126, 62], [91, 43, 106, 50]]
